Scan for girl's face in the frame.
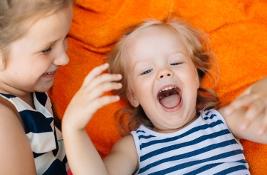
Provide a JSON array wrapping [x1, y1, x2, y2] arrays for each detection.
[[125, 26, 200, 133], [0, 6, 72, 95]]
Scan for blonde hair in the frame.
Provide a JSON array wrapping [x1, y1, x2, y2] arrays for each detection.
[[108, 19, 219, 134], [0, 0, 72, 50]]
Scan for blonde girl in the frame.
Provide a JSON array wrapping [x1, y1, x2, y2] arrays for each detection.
[[63, 19, 267, 175], [0, 0, 72, 174]]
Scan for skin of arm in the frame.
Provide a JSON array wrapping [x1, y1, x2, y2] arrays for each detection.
[[62, 63, 138, 175], [104, 135, 138, 175], [219, 77, 267, 143], [0, 101, 36, 175]]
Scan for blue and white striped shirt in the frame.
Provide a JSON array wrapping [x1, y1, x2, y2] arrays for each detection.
[[131, 109, 249, 175], [0, 92, 67, 175]]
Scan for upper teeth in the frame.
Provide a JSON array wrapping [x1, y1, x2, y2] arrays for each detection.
[[160, 86, 176, 93]]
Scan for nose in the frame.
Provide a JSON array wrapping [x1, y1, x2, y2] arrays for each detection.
[[157, 69, 173, 79], [53, 51, 69, 66]]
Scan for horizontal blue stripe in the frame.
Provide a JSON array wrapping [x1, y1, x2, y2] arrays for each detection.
[[184, 162, 221, 175], [238, 159, 247, 164], [140, 129, 230, 161], [0, 93, 16, 98], [33, 152, 45, 158], [20, 110, 53, 133], [140, 119, 224, 149], [136, 129, 155, 139], [139, 139, 237, 173], [138, 135, 156, 139], [136, 130, 145, 133], [214, 164, 248, 175], [147, 150, 244, 175]]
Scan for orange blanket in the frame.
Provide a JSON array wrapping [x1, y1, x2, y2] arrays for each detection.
[[50, 0, 267, 174]]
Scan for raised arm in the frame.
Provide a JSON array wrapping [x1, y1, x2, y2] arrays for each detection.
[[62, 63, 137, 175], [219, 77, 267, 143]]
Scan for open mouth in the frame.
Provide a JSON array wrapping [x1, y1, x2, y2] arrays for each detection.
[[43, 71, 56, 76], [42, 71, 56, 79], [157, 85, 182, 110]]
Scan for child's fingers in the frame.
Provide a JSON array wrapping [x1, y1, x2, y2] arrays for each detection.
[[241, 104, 267, 132], [86, 82, 122, 100], [89, 95, 120, 114], [85, 73, 122, 91], [224, 94, 259, 115], [234, 94, 259, 107], [238, 110, 267, 143], [67, 95, 120, 129], [245, 99, 265, 120], [83, 63, 109, 85], [239, 101, 265, 130]]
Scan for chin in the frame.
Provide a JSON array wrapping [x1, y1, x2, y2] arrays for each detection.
[[35, 84, 53, 92]]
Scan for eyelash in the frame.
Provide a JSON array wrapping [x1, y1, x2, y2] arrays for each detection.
[[170, 62, 183, 66], [139, 62, 183, 75], [140, 69, 152, 75], [41, 46, 52, 54]]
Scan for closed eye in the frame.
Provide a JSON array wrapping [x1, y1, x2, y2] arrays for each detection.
[[140, 69, 152, 75], [41, 46, 52, 54], [170, 62, 183, 66]]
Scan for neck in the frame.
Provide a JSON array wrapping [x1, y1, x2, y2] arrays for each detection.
[[0, 82, 34, 108]]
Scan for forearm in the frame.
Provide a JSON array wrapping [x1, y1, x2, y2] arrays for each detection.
[[63, 124, 109, 175]]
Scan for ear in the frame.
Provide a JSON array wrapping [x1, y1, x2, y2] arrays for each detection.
[[126, 87, 139, 107], [0, 50, 6, 70]]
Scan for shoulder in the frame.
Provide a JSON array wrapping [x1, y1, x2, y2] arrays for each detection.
[[0, 97, 26, 150], [111, 135, 136, 157], [0, 97, 21, 128], [0, 97, 36, 174]]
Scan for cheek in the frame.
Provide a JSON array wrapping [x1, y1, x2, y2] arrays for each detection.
[[187, 66, 200, 88]]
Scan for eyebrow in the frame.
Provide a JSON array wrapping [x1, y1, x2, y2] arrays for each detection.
[[169, 52, 186, 57], [132, 60, 152, 72]]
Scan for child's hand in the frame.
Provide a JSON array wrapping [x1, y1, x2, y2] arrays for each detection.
[[223, 78, 267, 135], [63, 63, 122, 130]]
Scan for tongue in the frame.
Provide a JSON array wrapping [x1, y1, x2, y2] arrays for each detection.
[[159, 94, 181, 109]]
